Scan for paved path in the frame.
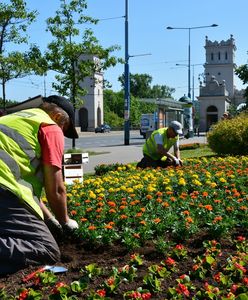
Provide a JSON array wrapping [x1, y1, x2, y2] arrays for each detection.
[[80, 133, 208, 174]]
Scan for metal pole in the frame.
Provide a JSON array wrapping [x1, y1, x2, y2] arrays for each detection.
[[188, 28, 191, 99], [124, 0, 130, 145]]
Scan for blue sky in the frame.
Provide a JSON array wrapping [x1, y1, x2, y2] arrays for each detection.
[[4, 0, 248, 102]]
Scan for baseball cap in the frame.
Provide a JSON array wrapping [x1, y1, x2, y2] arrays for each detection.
[[170, 120, 183, 135], [43, 95, 78, 139]]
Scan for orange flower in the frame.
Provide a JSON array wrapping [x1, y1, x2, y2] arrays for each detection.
[[202, 191, 209, 197], [85, 199, 91, 203], [213, 216, 223, 223], [86, 207, 93, 212], [97, 202, 104, 207], [166, 191, 173, 195], [146, 194, 153, 200], [88, 225, 97, 230], [185, 217, 193, 223], [107, 201, 116, 207], [156, 198, 163, 203], [70, 210, 77, 216], [156, 191, 163, 197], [140, 220, 146, 225], [75, 202, 81, 206], [214, 199, 221, 203], [133, 233, 140, 239], [183, 210, 190, 215], [119, 205, 127, 210], [240, 206, 247, 211], [153, 218, 161, 224], [120, 214, 128, 219], [136, 212, 143, 217], [170, 196, 176, 202], [104, 224, 113, 229], [130, 193, 136, 198], [140, 207, 146, 212], [162, 201, 169, 207], [109, 209, 116, 213], [80, 218, 88, 222], [96, 208, 102, 213], [204, 205, 213, 211]]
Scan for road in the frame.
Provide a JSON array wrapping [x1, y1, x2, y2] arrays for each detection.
[[64, 130, 144, 150]]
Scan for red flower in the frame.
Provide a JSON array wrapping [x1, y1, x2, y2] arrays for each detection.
[[165, 257, 176, 266], [175, 283, 190, 297], [96, 289, 106, 297], [234, 262, 246, 273], [18, 289, 29, 300], [243, 277, 248, 285], [142, 292, 152, 299]]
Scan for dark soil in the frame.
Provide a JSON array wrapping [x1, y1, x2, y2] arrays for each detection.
[[0, 231, 240, 299]]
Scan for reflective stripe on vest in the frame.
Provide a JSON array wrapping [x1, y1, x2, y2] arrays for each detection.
[[0, 124, 39, 169], [0, 149, 20, 179]]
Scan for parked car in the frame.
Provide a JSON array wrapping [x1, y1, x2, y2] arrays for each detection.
[[95, 124, 111, 133]]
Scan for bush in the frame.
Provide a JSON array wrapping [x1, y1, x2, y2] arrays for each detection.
[[207, 112, 248, 155]]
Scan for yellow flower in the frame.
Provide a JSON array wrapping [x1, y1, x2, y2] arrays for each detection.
[[192, 179, 202, 186], [178, 178, 186, 186], [219, 177, 227, 183]]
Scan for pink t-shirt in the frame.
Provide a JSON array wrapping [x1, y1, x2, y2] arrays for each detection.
[[38, 125, 64, 169]]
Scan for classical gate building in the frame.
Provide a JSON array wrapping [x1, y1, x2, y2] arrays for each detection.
[[198, 35, 245, 131]]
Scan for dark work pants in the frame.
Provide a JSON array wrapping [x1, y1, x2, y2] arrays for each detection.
[[136, 154, 175, 169], [0, 187, 60, 276]]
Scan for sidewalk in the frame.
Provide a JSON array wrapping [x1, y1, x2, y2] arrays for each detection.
[[82, 134, 208, 174]]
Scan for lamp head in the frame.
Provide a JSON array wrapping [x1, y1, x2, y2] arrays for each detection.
[[211, 24, 218, 27]]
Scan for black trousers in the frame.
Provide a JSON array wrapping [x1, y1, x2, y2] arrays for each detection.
[[136, 154, 175, 169], [0, 187, 60, 276]]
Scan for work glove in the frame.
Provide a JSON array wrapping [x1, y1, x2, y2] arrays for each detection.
[[62, 218, 79, 234], [45, 216, 63, 240], [174, 158, 183, 166]]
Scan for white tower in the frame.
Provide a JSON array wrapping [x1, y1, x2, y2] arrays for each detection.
[[204, 34, 236, 97], [76, 55, 104, 132]]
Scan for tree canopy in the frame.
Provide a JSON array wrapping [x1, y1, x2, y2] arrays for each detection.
[[118, 73, 175, 98], [0, 0, 46, 109], [235, 64, 248, 104], [45, 0, 121, 108]]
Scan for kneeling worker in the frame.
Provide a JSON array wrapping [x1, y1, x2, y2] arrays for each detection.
[[137, 120, 183, 169], [0, 95, 79, 275]]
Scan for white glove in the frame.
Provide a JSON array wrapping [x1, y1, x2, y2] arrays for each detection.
[[62, 218, 79, 232], [174, 158, 180, 166]]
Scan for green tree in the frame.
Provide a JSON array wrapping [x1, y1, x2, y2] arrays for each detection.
[[103, 89, 156, 129], [0, 0, 46, 109], [118, 73, 175, 98], [45, 0, 121, 108], [235, 63, 248, 106]]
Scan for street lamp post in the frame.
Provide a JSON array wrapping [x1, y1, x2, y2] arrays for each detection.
[[167, 24, 218, 137], [124, 0, 130, 145]]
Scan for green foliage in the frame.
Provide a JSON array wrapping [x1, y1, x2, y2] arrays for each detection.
[[207, 112, 248, 155], [45, 0, 121, 107], [103, 89, 157, 128], [235, 64, 248, 104], [0, 0, 46, 105], [118, 73, 175, 98]]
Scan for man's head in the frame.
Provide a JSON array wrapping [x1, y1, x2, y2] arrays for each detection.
[[167, 120, 183, 138], [41, 95, 78, 139]]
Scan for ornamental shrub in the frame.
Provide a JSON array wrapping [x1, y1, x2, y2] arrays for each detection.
[[207, 112, 248, 155]]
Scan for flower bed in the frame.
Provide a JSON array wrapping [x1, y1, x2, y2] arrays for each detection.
[[0, 156, 248, 299]]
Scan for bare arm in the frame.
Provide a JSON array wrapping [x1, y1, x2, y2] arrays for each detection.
[[43, 164, 69, 225]]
